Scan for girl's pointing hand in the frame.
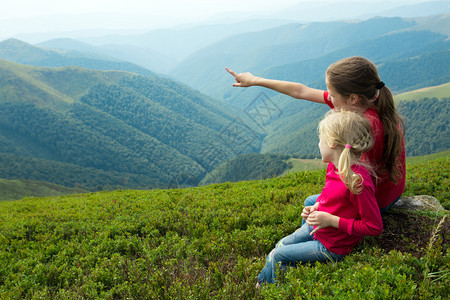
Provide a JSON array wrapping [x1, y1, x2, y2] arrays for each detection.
[[225, 67, 257, 87]]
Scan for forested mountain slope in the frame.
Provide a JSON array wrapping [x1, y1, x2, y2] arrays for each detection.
[[0, 59, 258, 190]]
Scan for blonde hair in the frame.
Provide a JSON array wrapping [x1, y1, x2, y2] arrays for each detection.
[[318, 110, 374, 194], [326, 56, 405, 183]]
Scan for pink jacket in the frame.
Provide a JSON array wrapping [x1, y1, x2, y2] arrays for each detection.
[[314, 164, 383, 255]]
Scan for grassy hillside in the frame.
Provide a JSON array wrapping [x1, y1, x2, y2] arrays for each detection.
[[406, 149, 450, 164], [394, 82, 450, 103], [281, 157, 327, 174], [0, 154, 447, 298], [0, 178, 87, 201], [201, 153, 326, 186]]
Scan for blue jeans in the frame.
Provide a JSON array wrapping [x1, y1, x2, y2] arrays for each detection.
[[304, 194, 320, 207], [257, 223, 343, 284]]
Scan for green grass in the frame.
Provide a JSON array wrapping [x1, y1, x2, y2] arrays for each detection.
[[404, 155, 449, 210], [0, 178, 87, 201], [0, 154, 448, 299], [281, 158, 327, 175], [406, 149, 450, 164], [394, 82, 450, 103]]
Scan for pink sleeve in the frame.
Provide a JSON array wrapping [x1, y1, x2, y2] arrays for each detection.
[[338, 171, 383, 237], [323, 91, 334, 109]]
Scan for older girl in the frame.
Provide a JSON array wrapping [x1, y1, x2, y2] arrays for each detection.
[[226, 56, 405, 211]]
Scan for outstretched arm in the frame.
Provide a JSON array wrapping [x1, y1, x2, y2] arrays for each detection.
[[225, 67, 326, 104]]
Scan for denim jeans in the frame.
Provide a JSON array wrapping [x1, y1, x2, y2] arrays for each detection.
[[257, 223, 343, 284], [304, 194, 320, 207]]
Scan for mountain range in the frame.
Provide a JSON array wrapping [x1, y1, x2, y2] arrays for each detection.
[[0, 11, 448, 190], [171, 14, 449, 101], [0, 58, 260, 190]]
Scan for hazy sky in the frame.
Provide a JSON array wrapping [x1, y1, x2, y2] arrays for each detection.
[[0, 0, 441, 40]]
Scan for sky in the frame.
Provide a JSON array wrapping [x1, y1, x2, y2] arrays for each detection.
[[0, 0, 441, 41]]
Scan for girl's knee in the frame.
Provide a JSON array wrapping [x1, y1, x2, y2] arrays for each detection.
[[270, 248, 283, 265], [275, 237, 286, 248]]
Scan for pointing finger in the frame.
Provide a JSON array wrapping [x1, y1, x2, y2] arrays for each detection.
[[225, 67, 237, 77]]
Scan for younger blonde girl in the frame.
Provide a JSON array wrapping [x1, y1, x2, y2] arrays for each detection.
[[256, 110, 383, 285]]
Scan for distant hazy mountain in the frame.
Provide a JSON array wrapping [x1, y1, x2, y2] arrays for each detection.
[[170, 15, 449, 102], [37, 38, 176, 74], [0, 38, 157, 77], [78, 19, 294, 61], [376, 1, 450, 18], [273, 1, 450, 22]]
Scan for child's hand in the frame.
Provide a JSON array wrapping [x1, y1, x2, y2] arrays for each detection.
[[307, 211, 340, 235], [302, 202, 320, 220], [225, 67, 257, 87], [301, 206, 313, 220]]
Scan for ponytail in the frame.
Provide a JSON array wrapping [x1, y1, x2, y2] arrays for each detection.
[[375, 87, 405, 183], [338, 145, 363, 194]]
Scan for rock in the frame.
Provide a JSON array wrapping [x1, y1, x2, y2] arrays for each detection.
[[393, 195, 446, 212]]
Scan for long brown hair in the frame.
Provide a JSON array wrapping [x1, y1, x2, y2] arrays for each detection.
[[326, 56, 405, 183]]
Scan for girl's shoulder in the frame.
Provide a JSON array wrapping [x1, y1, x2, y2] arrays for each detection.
[[363, 107, 382, 126]]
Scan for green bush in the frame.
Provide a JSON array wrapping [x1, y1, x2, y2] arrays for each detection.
[[0, 156, 448, 299], [404, 157, 449, 209]]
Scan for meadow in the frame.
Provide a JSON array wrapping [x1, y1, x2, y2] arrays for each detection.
[[393, 83, 450, 103], [0, 154, 448, 299]]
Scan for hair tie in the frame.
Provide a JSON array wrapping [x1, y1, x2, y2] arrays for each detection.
[[376, 81, 385, 89], [345, 144, 351, 149], [370, 89, 380, 102]]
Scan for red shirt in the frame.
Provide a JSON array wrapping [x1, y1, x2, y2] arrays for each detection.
[[314, 164, 383, 255], [323, 91, 406, 209]]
